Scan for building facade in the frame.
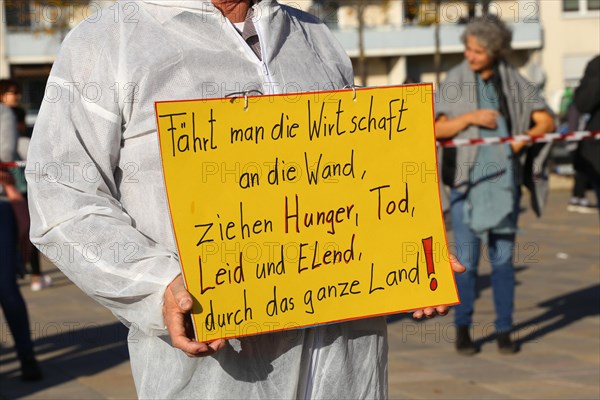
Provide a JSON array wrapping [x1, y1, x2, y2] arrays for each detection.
[[317, 0, 546, 88], [2, 0, 598, 119], [0, 0, 113, 123], [539, 0, 600, 111]]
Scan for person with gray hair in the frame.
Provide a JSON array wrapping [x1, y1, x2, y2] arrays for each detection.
[[460, 13, 511, 60], [435, 15, 554, 355]]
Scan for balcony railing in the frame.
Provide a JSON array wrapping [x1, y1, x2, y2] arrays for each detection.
[[312, 0, 543, 57], [309, 0, 541, 30]]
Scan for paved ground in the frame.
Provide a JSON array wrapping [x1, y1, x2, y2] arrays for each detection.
[[1, 188, 599, 399]]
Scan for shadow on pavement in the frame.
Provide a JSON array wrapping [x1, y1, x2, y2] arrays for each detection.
[[385, 266, 529, 325], [515, 283, 600, 342], [477, 283, 600, 347], [0, 322, 129, 399]]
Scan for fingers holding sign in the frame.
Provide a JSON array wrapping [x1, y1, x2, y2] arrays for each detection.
[[163, 274, 227, 357], [411, 255, 465, 320], [448, 254, 466, 273]]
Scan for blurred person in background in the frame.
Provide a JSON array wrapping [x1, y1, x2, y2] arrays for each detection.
[[572, 55, 600, 212], [558, 87, 595, 213], [0, 103, 43, 381], [0, 79, 52, 290], [435, 15, 555, 355]]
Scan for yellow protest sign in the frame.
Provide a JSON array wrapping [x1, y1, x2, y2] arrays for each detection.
[[155, 84, 458, 342]]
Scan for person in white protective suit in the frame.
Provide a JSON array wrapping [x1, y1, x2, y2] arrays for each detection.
[[27, 1, 463, 398]]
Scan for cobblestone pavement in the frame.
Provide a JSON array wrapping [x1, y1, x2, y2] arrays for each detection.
[[1, 188, 598, 399]]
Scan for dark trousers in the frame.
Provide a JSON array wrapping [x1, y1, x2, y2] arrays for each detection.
[[572, 169, 589, 199], [0, 200, 35, 359]]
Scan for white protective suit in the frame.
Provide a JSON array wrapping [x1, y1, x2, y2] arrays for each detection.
[[27, 1, 388, 398]]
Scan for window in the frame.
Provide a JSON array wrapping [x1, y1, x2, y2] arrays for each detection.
[[563, 0, 600, 13], [4, 1, 32, 28], [563, 55, 595, 88]]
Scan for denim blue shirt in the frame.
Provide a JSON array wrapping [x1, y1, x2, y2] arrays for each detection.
[[463, 74, 517, 235]]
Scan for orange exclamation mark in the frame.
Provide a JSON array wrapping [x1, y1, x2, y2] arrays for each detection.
[[422, 236, 437, 291]]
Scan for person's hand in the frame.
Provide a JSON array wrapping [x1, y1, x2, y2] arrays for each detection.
[[510, 141, 526, 154], [163, 274, 227, 357], [469, 109, 499, 129], [511, 110, 556, 153], [411, 255, 466, 320]]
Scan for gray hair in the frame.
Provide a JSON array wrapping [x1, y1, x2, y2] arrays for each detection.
[[461, 15, 512, 61]]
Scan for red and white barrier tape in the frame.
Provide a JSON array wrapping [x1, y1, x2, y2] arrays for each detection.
[[0, 160, 27, 168], [0, 161, 27, 168], [1, 130, 599, 168], [438, 130, 600, 148]]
